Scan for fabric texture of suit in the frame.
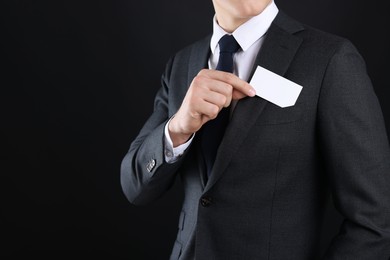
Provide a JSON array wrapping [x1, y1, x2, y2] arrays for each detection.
[[121, 11, 390, 259]]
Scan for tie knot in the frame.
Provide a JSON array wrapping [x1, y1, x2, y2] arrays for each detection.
[[218, 34, 240, 53]]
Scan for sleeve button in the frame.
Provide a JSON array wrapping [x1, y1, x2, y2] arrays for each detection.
[[146, 159, 156, 172]]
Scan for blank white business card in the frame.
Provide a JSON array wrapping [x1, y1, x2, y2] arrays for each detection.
[[250, 66, 303, 108]]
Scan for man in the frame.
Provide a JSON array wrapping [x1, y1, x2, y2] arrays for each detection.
[[121, 0, 390, 259]]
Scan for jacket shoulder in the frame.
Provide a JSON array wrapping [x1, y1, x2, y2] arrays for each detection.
[[275, 11, 356, 55]]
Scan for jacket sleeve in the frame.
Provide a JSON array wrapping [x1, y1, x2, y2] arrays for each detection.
[[318, 40, 390, 259], [120, 56, 188, 206]]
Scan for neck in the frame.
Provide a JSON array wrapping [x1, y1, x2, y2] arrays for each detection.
[[216, 16, 251, 33], [213, 0, 272, 33]]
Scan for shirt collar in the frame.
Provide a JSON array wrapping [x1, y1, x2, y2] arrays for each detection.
[[210, 1, 279, 54]]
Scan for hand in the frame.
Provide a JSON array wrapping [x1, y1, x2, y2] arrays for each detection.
[[168, 69, 256, 147]]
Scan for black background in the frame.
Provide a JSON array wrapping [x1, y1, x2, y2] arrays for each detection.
[[1, 0, 389, 259]]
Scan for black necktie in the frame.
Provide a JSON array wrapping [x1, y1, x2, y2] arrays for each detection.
[[201, 34, 240, 176]]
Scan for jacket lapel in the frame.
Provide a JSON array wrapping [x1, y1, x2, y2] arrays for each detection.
[[187, 36, 212, 88], [186, 35, 212, 189], [204, 12, 304, 192]]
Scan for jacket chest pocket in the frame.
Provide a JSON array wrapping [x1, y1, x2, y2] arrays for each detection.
[[254, 101, 304, 125]]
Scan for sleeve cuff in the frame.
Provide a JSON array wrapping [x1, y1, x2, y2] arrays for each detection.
[[164, 118, 195, 163]]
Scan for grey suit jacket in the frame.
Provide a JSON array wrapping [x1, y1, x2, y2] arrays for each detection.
[[121, 12, 390, 259]]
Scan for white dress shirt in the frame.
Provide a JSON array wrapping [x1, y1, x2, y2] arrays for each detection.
[[164, 1, 279, 163]]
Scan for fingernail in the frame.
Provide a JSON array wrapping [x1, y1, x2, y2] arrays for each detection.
[[248, 88, 256, 97]]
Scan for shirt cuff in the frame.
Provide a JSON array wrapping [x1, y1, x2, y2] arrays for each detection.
[[164, 118, 194, 163]]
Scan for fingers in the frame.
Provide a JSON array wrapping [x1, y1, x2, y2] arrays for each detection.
[[202, 90, 230, 109], [170, 69, 256, 138], [187, 80, 228, 117], [192, 74, 233, 107], [198, 69, 256, 99], [193, 99, 220, 120]]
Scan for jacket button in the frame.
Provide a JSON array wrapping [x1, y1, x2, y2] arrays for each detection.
[[200, 197, 212, 207]]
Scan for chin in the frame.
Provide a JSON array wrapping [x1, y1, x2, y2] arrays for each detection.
[[227, 1, 270, 18]]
